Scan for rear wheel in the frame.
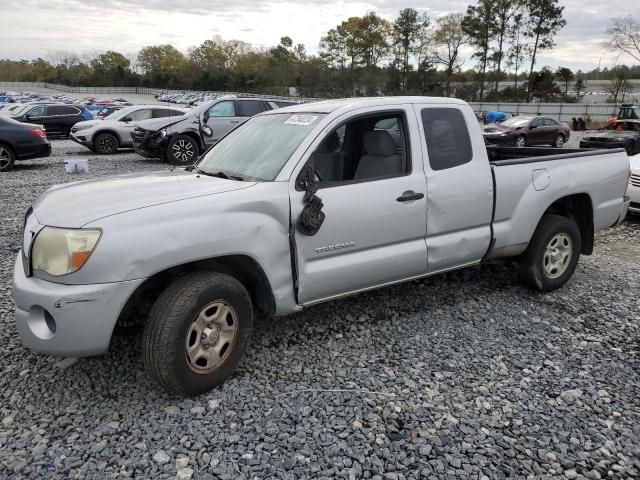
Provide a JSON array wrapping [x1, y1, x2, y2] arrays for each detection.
[[554, 134, 564, 148], [0, 143, 15, 172], [94, 132, 119, 155], [143, 272, 253, 396], [518, 214, 581, 291], [515, 135, 526, 148], [167, 135, 199, 165]]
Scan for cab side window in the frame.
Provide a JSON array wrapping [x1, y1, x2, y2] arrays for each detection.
[[237, 100, 267, 117], [421, 108, 472, 171], [27, 105, 47, 117], [128, 109, 153, 121], [207, 101, 236, 118], [310, 112, 409, 185]]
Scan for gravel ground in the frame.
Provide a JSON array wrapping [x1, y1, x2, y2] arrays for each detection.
[[1, 139, 639, 480]]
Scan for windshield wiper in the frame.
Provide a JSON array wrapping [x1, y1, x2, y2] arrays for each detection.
[[194, 168, 245, 181]]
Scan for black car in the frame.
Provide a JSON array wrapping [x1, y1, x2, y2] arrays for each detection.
[[132, 97, 297, 165], [483, 115, 571, 148], [11, 103, 92, 137], [0, 116, 51, 171], [579, 120, 640, 156]]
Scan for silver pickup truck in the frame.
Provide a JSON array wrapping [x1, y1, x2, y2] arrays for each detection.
[[13, 97, 631, 396]]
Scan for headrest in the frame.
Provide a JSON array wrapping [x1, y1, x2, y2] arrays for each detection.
[[363, 130, 397, 156], [316, 131, 340, 153]]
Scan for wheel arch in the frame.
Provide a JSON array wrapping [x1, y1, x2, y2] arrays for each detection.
[[113, 254, 275, 334], [539, 193, 594, 255]]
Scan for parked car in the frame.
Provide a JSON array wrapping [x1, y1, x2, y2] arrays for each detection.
[[579, 120, 640, 156], [11, 103, 92, 137], [0, 116, 50, 172], [13, 97, 630, 395], [629, 154, 640, 215], [70, 105, 188, 154], [483, 115, 570, 148], [132, 97, 297, 165]]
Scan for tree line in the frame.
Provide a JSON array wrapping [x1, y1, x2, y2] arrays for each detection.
[[1, 2, 639, 103]]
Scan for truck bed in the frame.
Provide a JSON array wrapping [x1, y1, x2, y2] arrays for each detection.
[[486, 146, 629, 259], [486, 145, 626, 165]]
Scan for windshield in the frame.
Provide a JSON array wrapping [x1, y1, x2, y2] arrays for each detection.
[[8, 104, 31, 117], [500, 117, 531, 127], [104, 105, 135, 120], [188, 101, 215, 117], [198, 113, 325, 181]]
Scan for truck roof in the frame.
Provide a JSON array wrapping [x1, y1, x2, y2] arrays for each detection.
[[267, 96, 468, 115]]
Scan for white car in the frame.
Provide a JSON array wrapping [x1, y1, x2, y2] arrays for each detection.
[[629, 154, 640, 214], [70, 105, 188, 154]]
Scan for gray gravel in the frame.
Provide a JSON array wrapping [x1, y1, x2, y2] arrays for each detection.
[[1, 139, 639, 479]]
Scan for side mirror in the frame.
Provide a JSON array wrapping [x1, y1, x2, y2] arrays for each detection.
[[25, 114, 31, 120], [122, 117, 132, 123], [296, 165, 325, 236]]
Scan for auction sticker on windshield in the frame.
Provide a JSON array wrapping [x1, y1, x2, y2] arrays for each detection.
[[285, 115, 319, 126]]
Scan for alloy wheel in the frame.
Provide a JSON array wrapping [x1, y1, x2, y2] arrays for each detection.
[[0, 146, 10, 169], [555, 135, 564, 148], [172, 139, 195, 164]]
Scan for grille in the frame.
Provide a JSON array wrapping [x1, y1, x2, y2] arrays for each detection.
[[630, 174, 640, 187], [132, 127, 151, 145]]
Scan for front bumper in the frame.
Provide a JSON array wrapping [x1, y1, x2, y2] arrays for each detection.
[[70, 131, 93, 148], [13, 254, 144, 357], [483, 134, 515, 146]]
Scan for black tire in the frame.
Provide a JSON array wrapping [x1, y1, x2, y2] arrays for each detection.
[[94, 132, 119, 155], [0, 143, 15, 172], [625, 141, 635, 157], [167, 134, 199, 166], [143, 271, 253, 396], [554, 134, 564, 148], [518, 214, 582, 292], [515, 135, 526, 148]]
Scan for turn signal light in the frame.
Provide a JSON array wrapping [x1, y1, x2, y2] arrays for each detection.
[[70, 251, 92, 270]]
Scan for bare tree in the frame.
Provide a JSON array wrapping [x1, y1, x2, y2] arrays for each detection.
[[606, 17, 640, 63]]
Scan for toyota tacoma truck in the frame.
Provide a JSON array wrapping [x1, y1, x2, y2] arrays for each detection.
[[13, 97, 631, 396]]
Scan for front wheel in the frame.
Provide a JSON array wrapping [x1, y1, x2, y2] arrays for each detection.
[[554, 134, 564, 148], [515, 135, 526, 148], [143, 272, 253, 396], [94, 132, 119, 154], [167, 135, 199, 166], [518, 214, 581, 291]]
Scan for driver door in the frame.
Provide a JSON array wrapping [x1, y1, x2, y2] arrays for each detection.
[[203, 101, 241, 145], [290, 107, 429, 305]]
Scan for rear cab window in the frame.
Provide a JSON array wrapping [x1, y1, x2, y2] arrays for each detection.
[[420, 108, 472, 171]]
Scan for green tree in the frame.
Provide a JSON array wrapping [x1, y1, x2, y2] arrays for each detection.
[[90, 51, 131, 86], [137, 45, 188, 88], [391, 8, 429, 92], [529, 67, 562, 102], [491, 0, 519, 92], [432, 14, 467, 97], [524, 0, 566, 101], [463, 0, 498, 101], [555, 67, 574, 96]]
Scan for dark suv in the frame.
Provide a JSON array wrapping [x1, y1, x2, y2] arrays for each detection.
[[132, 97, 297, 165], [12, 103, 92, 137]]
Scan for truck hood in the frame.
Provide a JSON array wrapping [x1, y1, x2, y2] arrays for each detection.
[[33, 170, 255, 228]]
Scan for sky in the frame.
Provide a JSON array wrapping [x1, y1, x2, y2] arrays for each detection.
[[1, 0, 639, 72]]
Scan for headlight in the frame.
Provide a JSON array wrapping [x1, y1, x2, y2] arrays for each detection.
[[159, 129, 167, 139], [31, 227, 101, 276], [73, 123, 93, 132]]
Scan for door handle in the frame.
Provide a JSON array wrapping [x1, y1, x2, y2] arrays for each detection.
[[396, 191, 424, 202], [230, 120, 240, 124]]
